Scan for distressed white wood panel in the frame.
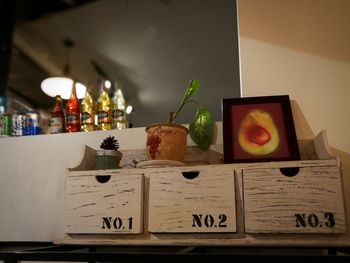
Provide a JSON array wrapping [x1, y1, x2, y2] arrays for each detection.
[[243, 165, 346, 233], [65, 172, 143, 234], [148, 168, 236, 233]]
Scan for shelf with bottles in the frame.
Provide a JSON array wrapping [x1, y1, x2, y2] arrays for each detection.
[[1, 80, 133, 138]]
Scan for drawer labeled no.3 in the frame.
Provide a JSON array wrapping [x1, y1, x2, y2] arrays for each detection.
[[65, 171, 144, 234], [243, 165, 346, 233], [148, 166, 237, 233]]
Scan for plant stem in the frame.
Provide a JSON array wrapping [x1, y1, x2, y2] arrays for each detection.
[[168, 100, 200, 123], [168, 112, 175, 123]]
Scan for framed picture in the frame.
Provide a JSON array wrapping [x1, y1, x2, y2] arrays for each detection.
[[222, 95, 300, 163]]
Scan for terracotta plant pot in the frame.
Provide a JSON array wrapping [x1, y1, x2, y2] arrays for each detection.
[[146, 123, 189, 162], [95, 150, 122, 170]]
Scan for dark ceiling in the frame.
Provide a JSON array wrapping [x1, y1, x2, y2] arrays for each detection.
[[9, 47, 52, 109], [8, 0, 99, 110], [15, 0, 98, 22]]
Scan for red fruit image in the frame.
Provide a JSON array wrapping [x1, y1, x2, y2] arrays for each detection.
[[245, 124, 271, 146]]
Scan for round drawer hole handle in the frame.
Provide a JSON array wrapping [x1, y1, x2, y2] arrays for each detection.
[[280, 167, 300, 177], [182, 171, 200, 180], [95, 175, 111, 183]]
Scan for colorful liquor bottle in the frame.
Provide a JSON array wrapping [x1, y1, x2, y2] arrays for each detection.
[[112, 87, 127, 129], [97, 83, 112, 130], [66, 83, 81, 132], [51, 95, 65, 134], [80, 89, 95, 132]]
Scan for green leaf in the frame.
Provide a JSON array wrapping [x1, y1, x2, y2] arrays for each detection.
[[182, 80, 200, 102], [189, 106, 214, 150], [171, 80, 201, 123]]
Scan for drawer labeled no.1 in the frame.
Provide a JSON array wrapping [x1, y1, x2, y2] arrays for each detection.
[[65, 171, 143, 234], [148, 167, 236, 233], [243, 165, 346, 233]]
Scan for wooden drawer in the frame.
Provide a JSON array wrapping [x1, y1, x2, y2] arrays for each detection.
[[148, 166, 237, 233], [242, 163, 346, 233], [65, 170, 144, 234]]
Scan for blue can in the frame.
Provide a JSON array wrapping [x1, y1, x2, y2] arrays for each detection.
[[12, 111, 26, 136], [25, 111, 42, 135]]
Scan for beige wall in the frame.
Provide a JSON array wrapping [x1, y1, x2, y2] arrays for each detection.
[[238, 0, 350, 153], [238, 0, 350, 234]]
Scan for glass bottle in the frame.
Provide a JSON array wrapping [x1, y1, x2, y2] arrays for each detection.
[[50, 95, 65, 134], [112, 87, 127, 129], [80, 89, 95, 132], [96, 82, 112, 130], [66, 82, 81, 132]]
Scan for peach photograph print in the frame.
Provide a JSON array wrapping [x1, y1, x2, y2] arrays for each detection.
[[222, 95, 300, 163]]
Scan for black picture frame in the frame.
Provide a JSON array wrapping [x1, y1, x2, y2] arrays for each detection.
[[222, 95, 300, 163]]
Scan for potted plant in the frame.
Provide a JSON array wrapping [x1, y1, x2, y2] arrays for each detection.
[[96, 135, 122, 169], [146, 80, 214, 162]]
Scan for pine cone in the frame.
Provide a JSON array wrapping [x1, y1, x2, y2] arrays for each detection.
[[100, 136, 119, 151]]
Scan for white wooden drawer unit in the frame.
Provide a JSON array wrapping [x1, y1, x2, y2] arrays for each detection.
[[241, 159, 346, 234], [148, 166, 237, 233], [65, 169, 144, 234]]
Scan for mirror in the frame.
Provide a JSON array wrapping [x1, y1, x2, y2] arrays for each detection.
[[10, 0, 240, 128]]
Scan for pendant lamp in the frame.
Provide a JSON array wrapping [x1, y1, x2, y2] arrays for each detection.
[[41, 39, 86, 99]]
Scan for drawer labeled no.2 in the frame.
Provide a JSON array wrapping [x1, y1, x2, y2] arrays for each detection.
[[148, 167, 237, 233], [243, 165, 346, 233], [65, 172, 143, 234]]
